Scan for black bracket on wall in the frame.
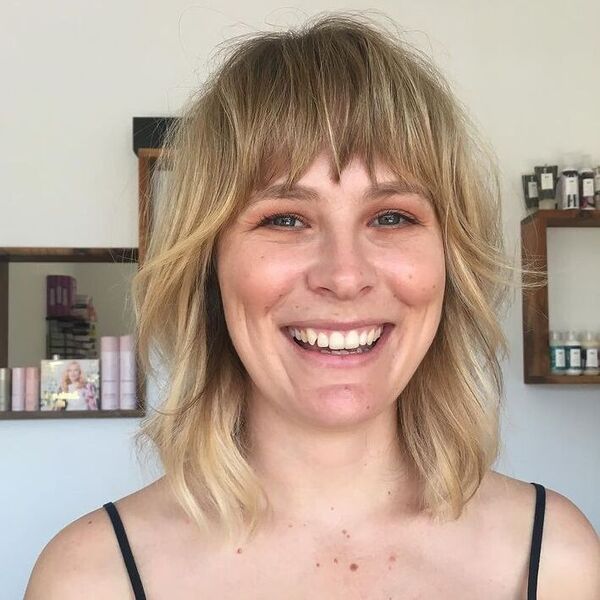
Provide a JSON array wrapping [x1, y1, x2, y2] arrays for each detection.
[[132, 117, 179, 156]]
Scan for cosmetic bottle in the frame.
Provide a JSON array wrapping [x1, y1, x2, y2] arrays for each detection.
[[564, 331, 582, 375], [25, 367, 40, 411], [0, 368, 11, 411], [100, 336, 119, 410], [119, 334, 137, 410], [549, 331, 566, 375], [582, 331, 600, 376], [11, 367, 26, 410]]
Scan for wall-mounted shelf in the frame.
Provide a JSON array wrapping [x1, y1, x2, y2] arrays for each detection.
[[0, 246, 146, 418], [1, 409, 144, 420], [521, 209, 600, 384]]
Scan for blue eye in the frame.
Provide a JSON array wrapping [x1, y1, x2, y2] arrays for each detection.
[[373, 211, 416, 226], [259, 213, 304, 227], [257, 211, 417, 228]]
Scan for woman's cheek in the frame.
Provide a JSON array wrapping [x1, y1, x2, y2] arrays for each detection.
[[383, 243, 445, 305]]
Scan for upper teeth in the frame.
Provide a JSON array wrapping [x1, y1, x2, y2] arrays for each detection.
[[288, 326, 384, 349]]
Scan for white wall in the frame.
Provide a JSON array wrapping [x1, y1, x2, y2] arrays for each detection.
[[1, 1, 599, 597]]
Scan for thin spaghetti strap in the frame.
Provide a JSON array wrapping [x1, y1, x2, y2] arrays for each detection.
[[527, 482, 546, 600], [103, 501, 147, 600]]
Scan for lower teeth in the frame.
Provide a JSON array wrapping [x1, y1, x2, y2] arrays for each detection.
[[293, 339, 377, 354], [319, 347, 371, 355]]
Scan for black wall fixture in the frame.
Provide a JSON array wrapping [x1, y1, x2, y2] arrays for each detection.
[[132, 117, 179, 155]]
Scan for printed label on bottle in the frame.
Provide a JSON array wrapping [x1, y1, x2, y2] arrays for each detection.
[[594, 174, 600, 192], [565, 176, 578, 195], [551, 347, 566, 369], [528, 181, 538, 198], [584, 348, 599, 369], [540, 172, 554, 190], [568, 347, 581, 368], [582, 179, 594, 196]]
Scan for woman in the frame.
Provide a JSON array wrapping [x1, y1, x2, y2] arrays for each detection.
[[57, 360, 98, 411], [26, 11, 599, 599]]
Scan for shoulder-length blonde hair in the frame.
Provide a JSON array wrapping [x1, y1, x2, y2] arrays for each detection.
[[132, 10, 535, 542]]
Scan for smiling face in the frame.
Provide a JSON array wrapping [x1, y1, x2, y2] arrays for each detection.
[[67, 362, 81, 384], [216, 150, 446, 428]]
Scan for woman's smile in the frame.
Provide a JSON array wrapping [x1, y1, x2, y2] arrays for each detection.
[[281, 322, 395, 368]]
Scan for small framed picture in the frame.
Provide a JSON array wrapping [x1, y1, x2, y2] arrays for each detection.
[[40, 359, 100, 411]]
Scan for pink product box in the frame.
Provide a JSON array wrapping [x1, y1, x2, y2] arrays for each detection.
[[40, 359, 99, 411]]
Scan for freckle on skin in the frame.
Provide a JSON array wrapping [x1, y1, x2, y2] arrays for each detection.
[[350, 563, 359, 571], [387, 490, 391, 495], [389, 554, 396, 562], [330, 506, 334, 511], [346, 534, 350, 539], [342, 529, 347, 534], [333, 558, 338, 564], [87, 520, 92, 524], [236, 548, 242, 554], [316, 562, 320, 567]]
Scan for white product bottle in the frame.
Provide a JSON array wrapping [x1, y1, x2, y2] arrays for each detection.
[[25, 367, 40, 411], [11, 367, 26, 411], [549, 331, 566, 374], [582, 331, 600, 376], [119, 334, 137, 410], [100, 336, 120, 409], [564, 330, 582, 375]]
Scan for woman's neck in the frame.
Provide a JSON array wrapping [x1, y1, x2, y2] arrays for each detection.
[[246, 396, 420, 528]]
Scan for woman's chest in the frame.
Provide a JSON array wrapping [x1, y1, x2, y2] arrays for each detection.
[[137, 529, 528, 600]]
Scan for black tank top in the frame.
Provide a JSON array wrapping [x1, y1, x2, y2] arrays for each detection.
[[103, 481, 546, 599]]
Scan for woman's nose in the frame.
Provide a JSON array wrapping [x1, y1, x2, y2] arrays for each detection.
[[306, 232, 376, 300]]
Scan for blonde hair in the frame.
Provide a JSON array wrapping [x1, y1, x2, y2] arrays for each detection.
[[132, 10, 541, 542]]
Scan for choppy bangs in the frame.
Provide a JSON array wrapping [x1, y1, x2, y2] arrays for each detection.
[[201, 15, 464, 224]]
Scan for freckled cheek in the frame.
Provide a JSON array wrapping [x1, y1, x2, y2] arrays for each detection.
[[219, 247, 303, 315], [382, 246, 445, 305]]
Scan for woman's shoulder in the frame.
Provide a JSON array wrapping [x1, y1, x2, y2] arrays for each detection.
[[24, 478, 166, 599], [480, 470, 600, 598]]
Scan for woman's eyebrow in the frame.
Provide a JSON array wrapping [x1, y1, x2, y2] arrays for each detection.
[[250, 180, 431, 205]]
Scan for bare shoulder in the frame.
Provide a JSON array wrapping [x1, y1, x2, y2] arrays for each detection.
[[481, 471, 600, 599], [24, 479, 166, 600], [538, 484, 600, 598]]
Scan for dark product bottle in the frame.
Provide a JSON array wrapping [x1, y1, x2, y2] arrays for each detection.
[[522, 174, 539, 209], [594, 166, 600, 209], [579, 169, 595, 209], [534, 165, 558, 209]]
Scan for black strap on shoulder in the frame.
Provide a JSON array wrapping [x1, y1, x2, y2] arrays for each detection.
[[103, 501, 147, 600], [527, 482, 546, 600]]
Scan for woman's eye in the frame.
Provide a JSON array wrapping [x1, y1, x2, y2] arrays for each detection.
[[258, 213, 305, 228], [372, 211, 415, 227]]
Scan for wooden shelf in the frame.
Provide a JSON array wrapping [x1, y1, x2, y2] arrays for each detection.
[[0, 246, 146, 416], [525, 374, 600, 385], [0, 409, 145, 420], [0, 247, 138, 262], [521, 208, 600, 384]]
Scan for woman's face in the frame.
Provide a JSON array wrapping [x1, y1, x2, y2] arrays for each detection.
[[216, 150, 446, 428], [67, 363, 81, 383]]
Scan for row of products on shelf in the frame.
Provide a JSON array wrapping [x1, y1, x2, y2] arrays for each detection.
[[0, 335, 137, 412], [46, 275, 97, 359], [522, 164, 600, 211], [549, 330, 600, 376]]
